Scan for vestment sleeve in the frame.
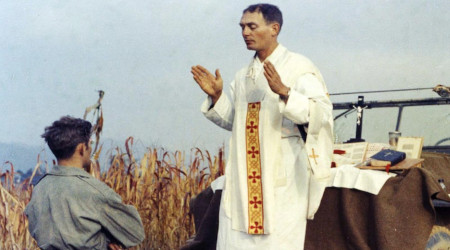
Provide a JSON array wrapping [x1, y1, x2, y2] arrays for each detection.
[[99, 190, 145, 248], [278, 73, 331, 125], [200, 80, 236, 131]]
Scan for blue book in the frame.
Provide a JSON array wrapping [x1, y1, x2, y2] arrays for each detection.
[[370, 149, 406, 167]]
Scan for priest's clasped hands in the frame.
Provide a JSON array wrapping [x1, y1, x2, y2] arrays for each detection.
[[191, 61, 290, 104]]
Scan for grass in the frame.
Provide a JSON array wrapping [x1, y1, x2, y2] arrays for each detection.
[[0, 138, 225, 249]]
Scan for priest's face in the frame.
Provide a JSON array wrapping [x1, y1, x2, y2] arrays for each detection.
[[239, 11, 278, 52]]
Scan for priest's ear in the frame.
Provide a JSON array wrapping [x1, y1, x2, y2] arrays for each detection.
[[270, 22, 281, 36]]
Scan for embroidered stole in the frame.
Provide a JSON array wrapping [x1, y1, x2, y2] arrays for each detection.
[[245, 102, 264, 234]]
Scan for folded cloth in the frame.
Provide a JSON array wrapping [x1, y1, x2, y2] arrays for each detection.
[[328, 165, 396, 195]]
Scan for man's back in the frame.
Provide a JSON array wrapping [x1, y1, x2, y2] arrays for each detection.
[[26, 165, 144, 249]]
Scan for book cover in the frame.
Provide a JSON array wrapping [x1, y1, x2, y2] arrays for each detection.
[[370, 149, 406, 167]]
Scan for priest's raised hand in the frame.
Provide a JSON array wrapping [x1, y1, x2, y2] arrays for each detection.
[[263, 61, 290, 102], [191, 65, 223, 105]]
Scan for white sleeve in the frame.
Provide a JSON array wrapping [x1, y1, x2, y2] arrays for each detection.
[[278, 73, 329, 124], [201, 81, 236, 131]]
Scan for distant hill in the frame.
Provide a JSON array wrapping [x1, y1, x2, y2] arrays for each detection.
[[0, 142, 53, 172]]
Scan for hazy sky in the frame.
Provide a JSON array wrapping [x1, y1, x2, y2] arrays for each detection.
[[1, 0, 449, 156]]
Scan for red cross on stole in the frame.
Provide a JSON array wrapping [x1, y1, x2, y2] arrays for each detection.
[[245, 102, 264, 235]]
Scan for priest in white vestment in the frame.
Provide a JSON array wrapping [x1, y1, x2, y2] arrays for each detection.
[[191, 3, 333, 250]]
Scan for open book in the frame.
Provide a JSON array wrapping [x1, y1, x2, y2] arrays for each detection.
[[333, 142, 368, 166], [333, 142, 391, 167], [396, 137, 424, 159]]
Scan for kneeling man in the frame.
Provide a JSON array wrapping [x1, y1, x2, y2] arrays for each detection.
[[26, 116, 145, 249]]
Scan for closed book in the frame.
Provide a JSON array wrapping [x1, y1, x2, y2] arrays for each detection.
[[370, 149, 406, 167]]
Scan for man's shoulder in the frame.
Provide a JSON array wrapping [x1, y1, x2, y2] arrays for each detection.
[[67, 175, 122, 205], [284, 49, 315, 66], [79, 176, 121, 201], [38, 173, 119, 202], [282, 48, 322, 78]]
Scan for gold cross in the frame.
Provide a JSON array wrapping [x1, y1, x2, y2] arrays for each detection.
[[309, 148, 319, 165]]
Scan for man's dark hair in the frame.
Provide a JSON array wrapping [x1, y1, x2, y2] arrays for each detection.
[[41, 116, 92, 160], [243, 3, 283, 31]]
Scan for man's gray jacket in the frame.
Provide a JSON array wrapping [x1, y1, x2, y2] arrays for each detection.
[[25, 165, 145, 249]]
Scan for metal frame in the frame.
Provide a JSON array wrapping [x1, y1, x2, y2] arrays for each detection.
[[333, 96, 450, 151]]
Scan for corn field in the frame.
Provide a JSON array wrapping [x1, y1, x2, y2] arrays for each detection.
[[0, 137, 225, 249]]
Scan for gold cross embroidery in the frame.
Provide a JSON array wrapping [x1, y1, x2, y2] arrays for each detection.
[[309, 148, 319, 165]]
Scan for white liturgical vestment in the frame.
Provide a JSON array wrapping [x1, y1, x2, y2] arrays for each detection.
[[201, 44, 333, 249]]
